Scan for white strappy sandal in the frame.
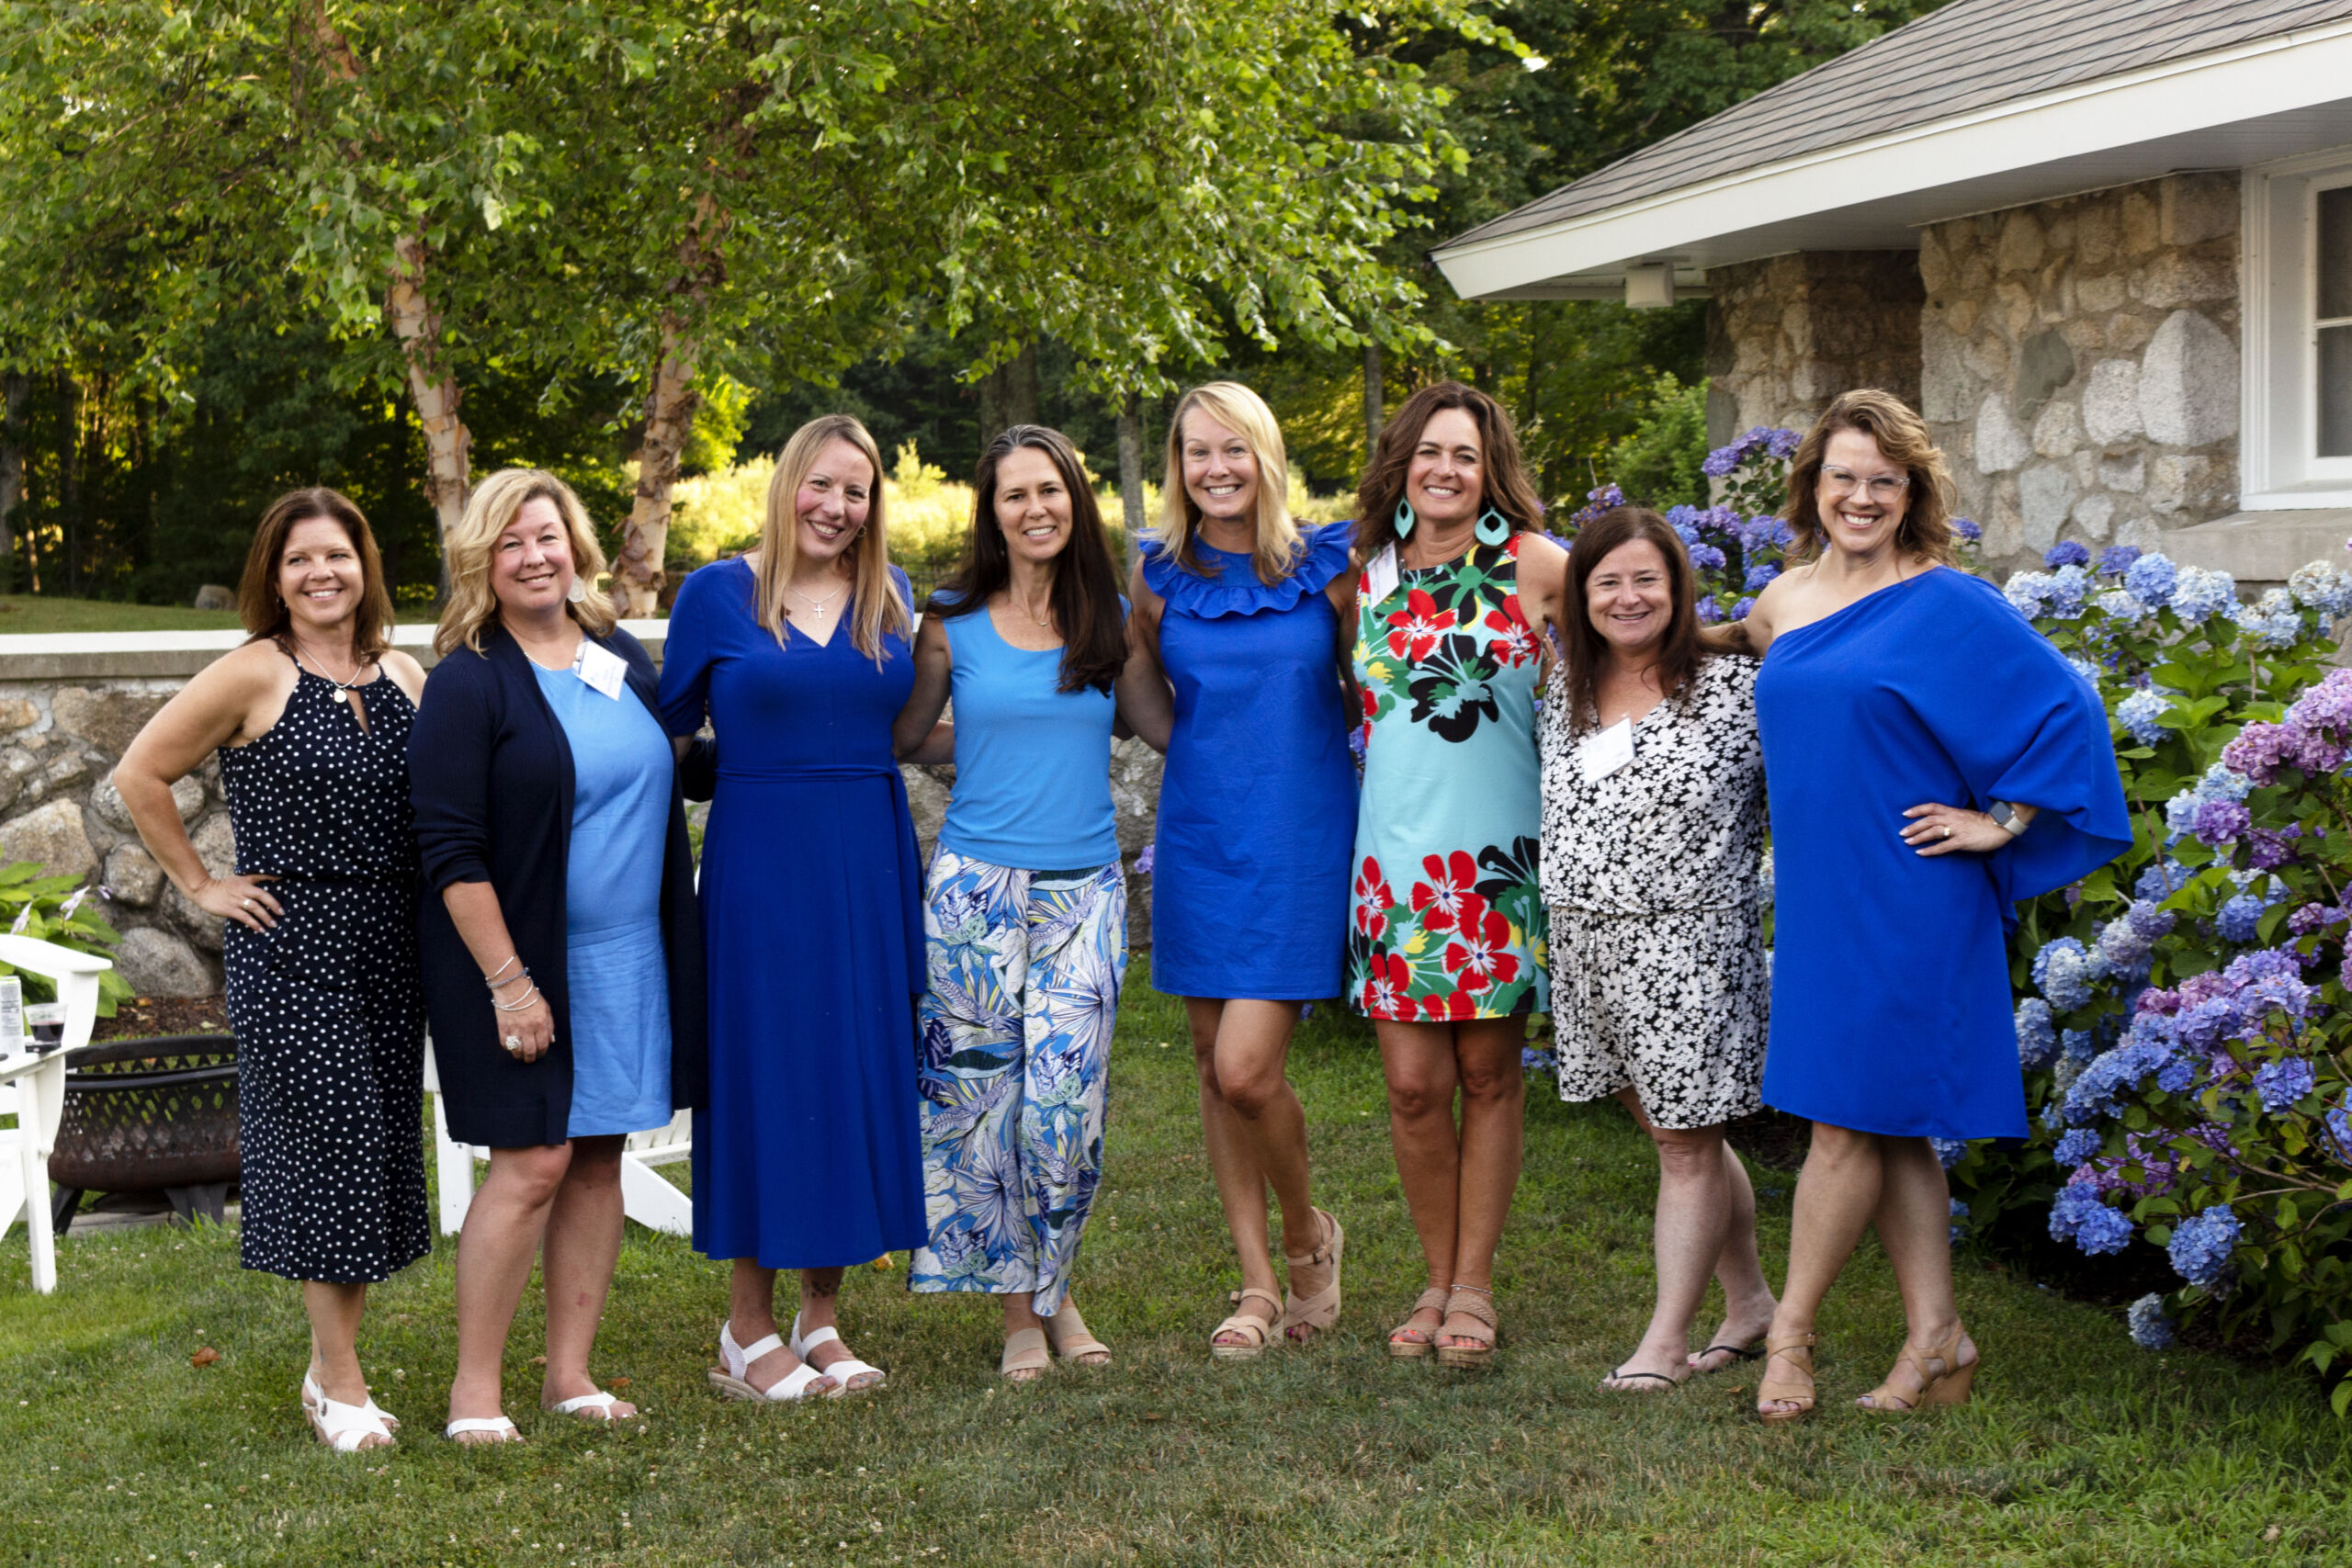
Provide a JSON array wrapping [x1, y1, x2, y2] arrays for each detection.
[[443, 1416, 522, 1445], [544, 1389, 639, 1422], [300, 1375, 396, 1453], [791, 1312, 887, 1394], [303, 1371, 401, 1433], [707, 1320, 838, 1403]]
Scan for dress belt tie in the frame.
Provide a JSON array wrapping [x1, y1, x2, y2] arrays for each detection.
[[715, 763, 906, 783]]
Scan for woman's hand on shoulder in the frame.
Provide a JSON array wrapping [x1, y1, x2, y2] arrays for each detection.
[[1515, 530, 1570, 632]]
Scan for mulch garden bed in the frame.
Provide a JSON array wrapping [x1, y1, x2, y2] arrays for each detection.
[[91, 993, 230, 1043]]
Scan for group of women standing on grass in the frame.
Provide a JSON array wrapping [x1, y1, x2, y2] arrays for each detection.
[[109, 370, 2131, 1452]]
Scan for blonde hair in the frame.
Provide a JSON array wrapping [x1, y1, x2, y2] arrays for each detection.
[[1157, 382, 1303, 586], [1784, 389, 1961, 568], [755, 414, 907, 662], [434, 468, 619, 658]]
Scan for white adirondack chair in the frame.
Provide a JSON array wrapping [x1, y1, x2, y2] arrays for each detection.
[[423, 1038, 694, 1237], [0, 935, 113, 1294]]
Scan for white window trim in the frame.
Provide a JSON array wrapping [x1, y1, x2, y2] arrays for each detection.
[[2242, 147, 2352, 510]]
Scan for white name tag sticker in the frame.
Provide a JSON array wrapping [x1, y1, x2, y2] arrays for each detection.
[[1579, 717, 1634, 783], [574, 641, 628, 700], [1364, 543, 1399, 608]]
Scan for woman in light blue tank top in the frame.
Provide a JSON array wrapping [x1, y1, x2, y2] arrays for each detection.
[[891, 424, 1171, 1382]]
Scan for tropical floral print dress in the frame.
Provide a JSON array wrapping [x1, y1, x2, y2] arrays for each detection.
[[1347, 533, 1549, 1021]]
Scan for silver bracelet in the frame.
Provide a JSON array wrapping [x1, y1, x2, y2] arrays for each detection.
[[491, 985, 542, 1012], [482, 954, 521, 986], [487, 964, 533, 992]]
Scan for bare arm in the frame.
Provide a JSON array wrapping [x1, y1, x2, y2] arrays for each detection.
[[892, 615, 954, 760], [1117, 558, 1175, 753], [439, 881, 554, 1060], [114, 645, 288, 931], [1327, 573, 1362, 729]]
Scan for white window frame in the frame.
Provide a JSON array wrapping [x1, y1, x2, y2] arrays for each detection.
[[2243, 148, 2352, 508]]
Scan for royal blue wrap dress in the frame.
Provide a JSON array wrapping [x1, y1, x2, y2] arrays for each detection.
[[1755, 567, 2130, 1139], [1144, 523, 1356, 1000]]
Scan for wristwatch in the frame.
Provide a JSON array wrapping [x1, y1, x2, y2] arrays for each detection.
[[1988, 801, 2025, 836]]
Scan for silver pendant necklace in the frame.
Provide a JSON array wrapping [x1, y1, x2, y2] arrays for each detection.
[[290, 640, 368, 705]]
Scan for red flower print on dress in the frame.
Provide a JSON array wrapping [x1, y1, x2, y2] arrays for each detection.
[[1363, 951, 1413, 1017], [1421, 988, 1476, 1021], [1485, 602, 1543, 668], [1409, 850, 1478, 933], [1443, 900, 1521, 993], [1352, 856, 1393, 941], [1385, 588, 1455, 661]]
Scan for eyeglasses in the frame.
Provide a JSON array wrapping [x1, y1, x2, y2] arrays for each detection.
[[1819, 465, 1910, 503]]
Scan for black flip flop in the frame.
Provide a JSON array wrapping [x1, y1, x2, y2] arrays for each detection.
[[1601, 1365, 1684, 1393], [1691, 1340, 1765, 1373]]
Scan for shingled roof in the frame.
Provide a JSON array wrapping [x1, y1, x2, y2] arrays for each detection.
[[1450, 0, 2352, 252]]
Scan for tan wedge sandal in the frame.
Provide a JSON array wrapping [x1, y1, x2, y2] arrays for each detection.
[[1279, 1209, 1344, 1345], [1855, 1322, 1976, 1412], [1045, 1303, 1112, 1368], [1388, 1286, 1451, 1359], [1755, 1330, 1817, 1426], [1434, 1283, 1498, 1369], [1211, 1288, 1284, 1361], [1001, 1328, 1051, 1382]]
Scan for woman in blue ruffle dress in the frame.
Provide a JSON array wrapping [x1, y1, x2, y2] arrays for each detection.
[[1129, 381, 1355, 1359]]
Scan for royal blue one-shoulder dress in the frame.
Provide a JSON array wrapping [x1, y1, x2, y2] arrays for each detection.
[[1144, 523, 1356, 1000], [659, 558, 926, 1268], [1755, 567, 2130, 1139]]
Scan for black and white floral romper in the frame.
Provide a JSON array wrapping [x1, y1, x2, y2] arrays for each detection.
[[1538, 655, 1770, 1130], [219, 649, 427, 1283]]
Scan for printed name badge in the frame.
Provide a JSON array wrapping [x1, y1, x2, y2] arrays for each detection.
[[574, 641, 628, 700], [1579, 717, 1634, 783], [1364, 543, 1399, 607]]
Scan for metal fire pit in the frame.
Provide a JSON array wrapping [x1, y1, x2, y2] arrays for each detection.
[[50, 1034, 239, 1231]]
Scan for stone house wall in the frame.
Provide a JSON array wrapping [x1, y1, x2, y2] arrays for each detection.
[[1919, 172, 2241, 575], [0, 638, 1166, 998], [1704, 251, 1926, 446]]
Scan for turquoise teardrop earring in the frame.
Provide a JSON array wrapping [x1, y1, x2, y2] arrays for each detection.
[[1393, 500, 1416, 539], [1475, 506, 1511, 547]]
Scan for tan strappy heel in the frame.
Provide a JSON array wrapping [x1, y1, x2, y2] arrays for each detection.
[[1755, 1330, 1817, 1425], [1279, 1209, 1344, 1345], [1211, 1288, 1284, 1361], [1388, 1286, 1451, 1359], [1434, 1283, 1498, 1369], [1856, 1322, 1976, 1412]]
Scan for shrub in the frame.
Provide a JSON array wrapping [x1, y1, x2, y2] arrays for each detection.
[[0, 864, 131, 1016], [1606, 374, 1711, 511]]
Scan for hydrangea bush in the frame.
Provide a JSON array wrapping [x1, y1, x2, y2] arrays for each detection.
[[1975, 542, 2352, 1414]]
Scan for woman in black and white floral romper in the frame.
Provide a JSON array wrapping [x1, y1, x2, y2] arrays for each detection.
[[1538, 504, 1773, 1394]]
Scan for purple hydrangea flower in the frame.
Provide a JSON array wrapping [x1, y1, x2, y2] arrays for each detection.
[[1689, 543, 1727, 571], [2045, 541, 2091, 569], [1951, 515, 1983, 543], [1696, 598, 1724, 626], [2167, 1204, 2239, 1287], [1765, 427, 1803, 460], [1729, 596, 1755, 621]]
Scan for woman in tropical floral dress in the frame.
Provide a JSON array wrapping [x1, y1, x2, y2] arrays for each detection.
[[1345, 381, 1567, 1366]]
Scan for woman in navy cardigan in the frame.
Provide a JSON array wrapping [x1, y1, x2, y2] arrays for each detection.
[[409, 468, 705, 1444]]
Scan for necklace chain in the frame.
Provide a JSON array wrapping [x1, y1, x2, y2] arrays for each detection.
[[288, 637, 369, 705], [786, 578, 847, 615]]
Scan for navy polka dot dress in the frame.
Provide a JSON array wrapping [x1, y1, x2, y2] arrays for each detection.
[[219, 648, 427, 1285]]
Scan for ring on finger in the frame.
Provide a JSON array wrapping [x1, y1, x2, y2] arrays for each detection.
[[1943, 824, 1952, 839]]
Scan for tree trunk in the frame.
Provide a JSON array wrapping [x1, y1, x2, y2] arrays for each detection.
[[1116, 392, 1147, 558], [616, 316, 702, 617], [1363, 340, 1384, 457], [388, 231, 471, 592], [978, 343, 1041, 449], [0, 373, 24, 591], [59, 373, 83, 598]]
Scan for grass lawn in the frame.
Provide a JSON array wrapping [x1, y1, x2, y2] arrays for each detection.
[[2, 986, 2346, 1566], [0, 596, 249, 635]]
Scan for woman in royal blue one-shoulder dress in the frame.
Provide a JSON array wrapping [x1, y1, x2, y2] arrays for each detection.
[[1128, 382, 1355, 1359], [1736, 390, 2129, 1424], [660, 414, 945, 1404]]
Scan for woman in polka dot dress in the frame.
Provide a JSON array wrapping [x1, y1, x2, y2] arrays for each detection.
[[118, 488, 427, 1454]]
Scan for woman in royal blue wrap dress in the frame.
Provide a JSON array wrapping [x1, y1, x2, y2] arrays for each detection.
[[1737, 390, 2129, 1423], [1129, 382, 1354, 1359], [661, 414, 943, 1404]]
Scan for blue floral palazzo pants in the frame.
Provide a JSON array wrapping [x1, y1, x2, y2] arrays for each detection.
[[910, 851, 1127, 1314]]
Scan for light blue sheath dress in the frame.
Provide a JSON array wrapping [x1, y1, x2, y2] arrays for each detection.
[[533, 660, 674, 1138]]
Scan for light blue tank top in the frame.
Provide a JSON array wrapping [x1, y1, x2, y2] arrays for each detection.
[[935, 592, 1120, 871]]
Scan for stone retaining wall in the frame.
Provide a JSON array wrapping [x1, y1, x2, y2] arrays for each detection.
[[0, 627, 1165, 997]]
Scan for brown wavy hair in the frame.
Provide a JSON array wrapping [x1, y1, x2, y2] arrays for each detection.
[[236, 487, 394, 660], [1353, 381, 1544, 562], [931, 425, 1128, 694], [1784, 388, 1959, 567], [1558, 506, 1705, 737]]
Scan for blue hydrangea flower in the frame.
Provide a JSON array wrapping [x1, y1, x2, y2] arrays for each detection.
[[2050, 1182, 2133, 1255], [2016, 997, 2058, 1069], [1696, 598, 1723, 626], [2167, 1204, 2240, 1287], [1929, 1136, 1966, 1170], [1951, 515, 1983, 543], [1745, 561, 1780, 591], [2045, 541, 2091, 569], [2062, 1028, 2097, 1064], [2253, 1055, 2315, 1112], [2063, 1028, 2181, 1123], [2236, 587, 2304, 649], [2005, 570, 2055, 617], [1948, 1198, 1970, 1247], [2098, 588, 2154, 624], [1729, 596, 1755, 621], [2127, 1292, 2175, 1349], [2098, 545, 2143, 576], [2164, 763, 2253, 844], [2169, 566, 2238, 624], [2216, 894, 2267, 943], [1689, 543, 1727, 571], [2053, 1127, 2102, 1166], [2124, 552, 2178, 610], [2323, 1091, 2352, 1165], [1765, 428, 1803, 461], [2115, 688, 2171, 746], [2032, 936, 2102, 1011], [2135, 861, 2191, 902], [2288, 560, 2352, 615]]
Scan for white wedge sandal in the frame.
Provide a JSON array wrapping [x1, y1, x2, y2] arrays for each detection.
[[300, 1376, 397, 1453], [544, 1389, 639, 1423], [708, 1320, 837, 1404], [791, 1312, 887, 1394]]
